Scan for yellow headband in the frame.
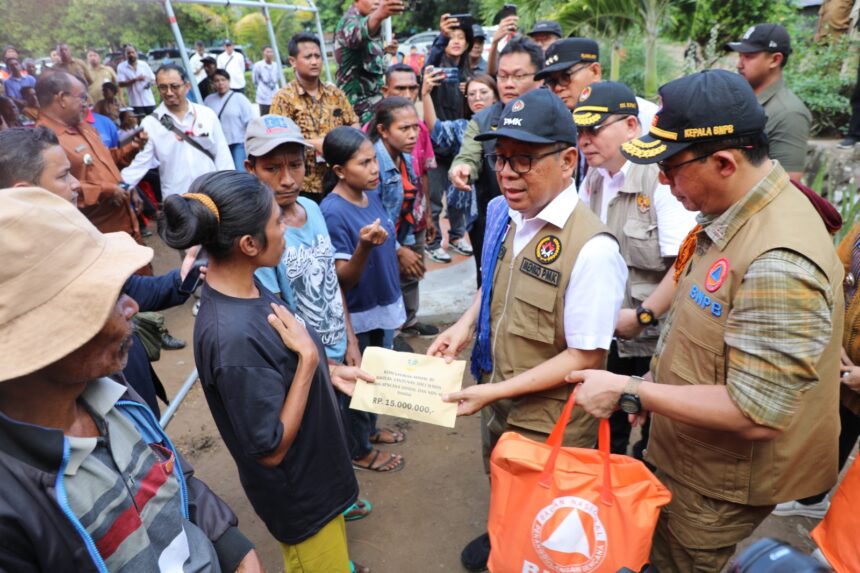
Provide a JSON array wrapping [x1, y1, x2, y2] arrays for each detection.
[[183, 193, 220, 222]]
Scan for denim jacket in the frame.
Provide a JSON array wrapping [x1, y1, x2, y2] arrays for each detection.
[[372, 137, 417, 246]]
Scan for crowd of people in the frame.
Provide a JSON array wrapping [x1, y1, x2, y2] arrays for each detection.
[[1, 0, 860, 571]]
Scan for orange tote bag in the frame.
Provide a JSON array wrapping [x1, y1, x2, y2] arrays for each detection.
[[487, 390, 671, 573], [811, 455, 860, 572]]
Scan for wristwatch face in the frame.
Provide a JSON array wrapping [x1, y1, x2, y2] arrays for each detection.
[[619, 394, 641, 414], [637, 309, 654, 325]]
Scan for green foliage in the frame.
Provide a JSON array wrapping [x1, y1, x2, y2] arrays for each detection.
[[0, 0, 224, 56], [783, 19, 853, 136], [683, 0, 795, 48], [598, 32, 678, 98]]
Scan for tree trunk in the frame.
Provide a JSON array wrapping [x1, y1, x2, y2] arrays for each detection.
[[611, 39, 621, 81], [643, 0, 660, 99]]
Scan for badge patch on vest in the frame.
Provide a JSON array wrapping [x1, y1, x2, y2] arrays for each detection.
[[689, 284, 723, 317], [520, 258, 560, 287], [535, 235, 562, 264], [636, 193, 651, 213], [705, 258, 729, 292]]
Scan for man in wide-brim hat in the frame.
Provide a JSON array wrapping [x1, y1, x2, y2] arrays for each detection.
[[0, 187, 261, 572]]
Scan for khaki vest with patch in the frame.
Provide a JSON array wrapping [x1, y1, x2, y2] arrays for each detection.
[[483, 201, 611, 443], [648, 177, 844, 506], [585, 163, 669, 357]]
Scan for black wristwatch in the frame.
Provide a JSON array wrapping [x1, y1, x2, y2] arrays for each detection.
[[636, 304, 658, 327], [619, 376, 644, 414]]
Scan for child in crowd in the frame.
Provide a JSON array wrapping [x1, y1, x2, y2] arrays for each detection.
[[321, 126, 408, 472], [368, 97, 432, 339], [243, 115, 374, 523], [160, 171, 370, 573]]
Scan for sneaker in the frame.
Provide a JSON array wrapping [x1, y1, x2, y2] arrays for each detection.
[[461, 532, 491, 572], [160, 331, 187, 350], [838, 137, 858, 149], [401, 322, 440, 336], [192, 300, 201, 317], [426, 246, 452, 263], [449, 237, 474, 256], [772, 499, 829, 519]]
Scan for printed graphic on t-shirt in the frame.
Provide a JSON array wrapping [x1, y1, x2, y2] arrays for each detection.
[[282, 233, 345, 347]]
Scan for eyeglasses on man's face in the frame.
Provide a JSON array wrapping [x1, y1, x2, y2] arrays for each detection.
[[486, 146, 566, 175]]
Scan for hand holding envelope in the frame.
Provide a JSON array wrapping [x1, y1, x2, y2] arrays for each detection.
[[350, 347, 466, 428]]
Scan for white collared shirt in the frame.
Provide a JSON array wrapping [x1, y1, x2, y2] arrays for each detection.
[[508, 181, 628, 350], [579, 162, 699, 257], [216, 50, 246, 90], [121, 102, 234, 199], [117, 60, 156, 108]]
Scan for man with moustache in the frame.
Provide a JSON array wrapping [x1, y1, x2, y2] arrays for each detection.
[[429, 88, 627, 571]]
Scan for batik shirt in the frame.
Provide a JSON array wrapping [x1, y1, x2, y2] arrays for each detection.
[[269, 80, 359, 196], [334, 4, 385, 123]]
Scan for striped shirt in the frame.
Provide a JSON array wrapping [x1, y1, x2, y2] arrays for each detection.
[[657, 163, 833, 430], [65, 378, 219, 572]]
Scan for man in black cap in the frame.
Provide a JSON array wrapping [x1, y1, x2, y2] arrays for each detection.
[[573, 81, 697, 457], [726, 23, 811, 181], [216, 39, 246, 93], [470, 24, 488, 72], [568, 69, 842, 572], [429, 88, 627, 572], [197, 55, 218, 100], [536, 38, 657, 187], [536, 37, 657, 129], [527, 20, 563, 50]]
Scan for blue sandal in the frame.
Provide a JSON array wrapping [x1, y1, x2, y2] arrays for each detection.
[[343, 498, 372, 522]]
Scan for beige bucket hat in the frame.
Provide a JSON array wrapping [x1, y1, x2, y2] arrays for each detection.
[[0, 187, 153, 382]]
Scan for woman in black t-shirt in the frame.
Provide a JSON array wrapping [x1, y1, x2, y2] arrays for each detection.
[[160, 171, 373, 573]]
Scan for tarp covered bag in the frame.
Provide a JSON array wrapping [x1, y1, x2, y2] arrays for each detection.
[[811, 455, 860, 572], [488, 390, 671, 573]]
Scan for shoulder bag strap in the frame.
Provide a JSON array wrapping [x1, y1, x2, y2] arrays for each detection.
[[157, 113, 216, 162], [217, 91, 235, 120]]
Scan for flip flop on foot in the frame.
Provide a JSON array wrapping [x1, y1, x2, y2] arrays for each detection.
[[343, 498, 373, 521], [369, 427, 406, 445], [352, 449, 405, 473], [350, 560, 371, 573]]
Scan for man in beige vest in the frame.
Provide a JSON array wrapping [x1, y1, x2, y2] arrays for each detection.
[[568, 70, 843, 572], [573, 81, 698, 457], [428, 88, 628, 571]]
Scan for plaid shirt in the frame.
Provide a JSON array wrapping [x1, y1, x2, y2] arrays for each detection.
[[657, 163, 834, 430], [269, 80, 358, 196]]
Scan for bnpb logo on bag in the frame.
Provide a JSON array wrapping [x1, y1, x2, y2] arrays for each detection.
[[525, 496, 608, 573]]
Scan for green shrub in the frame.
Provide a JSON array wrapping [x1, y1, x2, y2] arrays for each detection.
[[599, 33, 680, 99]]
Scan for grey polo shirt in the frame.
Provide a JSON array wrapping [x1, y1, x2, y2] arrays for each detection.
[[758, 77, 812, 174]]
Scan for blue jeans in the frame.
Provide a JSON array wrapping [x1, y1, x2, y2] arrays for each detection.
[[340, 328, 388, 459], [229, 143, 246, 172]]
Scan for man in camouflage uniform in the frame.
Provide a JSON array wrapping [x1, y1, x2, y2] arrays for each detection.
[[334, 0, 404, 123]]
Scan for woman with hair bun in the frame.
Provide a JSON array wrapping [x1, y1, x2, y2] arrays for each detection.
[[320, 126, 408, 473], [159, 170, 371, 572]]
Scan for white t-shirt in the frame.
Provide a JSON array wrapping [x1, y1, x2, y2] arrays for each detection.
[[579, 162, 699, 257], [189, 51, 213, 83], [507, 182, 628, 350], [252, 60, 280, 105], [636, 97, 658, 136], [117, 60, 155, 108], [216, 50, 246, 90]]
